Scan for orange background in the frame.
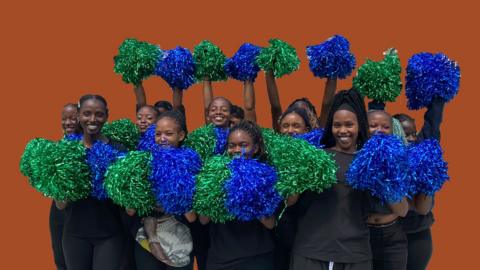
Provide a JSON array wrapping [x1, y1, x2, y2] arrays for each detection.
[[1, 0, 478, 268]]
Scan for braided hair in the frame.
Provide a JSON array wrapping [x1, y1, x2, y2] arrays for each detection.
[[229, 120, 267, 161], [156, 110, 188, 145], [320, 89, 369, 150]]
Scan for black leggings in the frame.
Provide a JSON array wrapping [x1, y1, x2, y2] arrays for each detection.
[[134, 241, 193, 270], [370, 222, 407, 270], [49, 202, 66, 270], [62, 233, 126, 270], [406, 229, 432, 270]]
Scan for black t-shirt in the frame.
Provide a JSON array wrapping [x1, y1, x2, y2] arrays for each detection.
[[63, 140, 127, 238], [292, 149, 371, 263], [367, 195, 393, 215], [401, 211, 434, 233], [207, 220, 274, 266]]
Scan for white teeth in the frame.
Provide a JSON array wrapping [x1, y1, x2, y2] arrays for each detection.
[[87, 125, 98, 130]]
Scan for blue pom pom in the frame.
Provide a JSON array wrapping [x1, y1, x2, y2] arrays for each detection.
[[86, 141, 125, 200], [155, 46, 195, 90], [224, 158, 282, 221], [346, 134, 409, 203], [408, 139, 449, 196], [224, 43, 262, 81], [406, 52, 461, 110], [64, 133, 83, 141], [150, 146, 202, 214], [306, 35, 356, 79], [137, 124, 156, 152], [214, 127, 229, 155], [294, 128, 325, 148]]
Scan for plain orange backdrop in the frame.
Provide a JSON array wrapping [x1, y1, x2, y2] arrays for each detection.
[[1, 0, 478, 268]]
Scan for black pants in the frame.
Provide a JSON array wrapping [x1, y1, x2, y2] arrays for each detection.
[[290, 254, 372, 270], [370, 222, 407, 270], [406, 229, 432, 270], [207, 252, 274, 270], [134, 241, 193, 270], [62, 233, 126, 270], [50, 202, 67, 270], [190, 220, 209, 270]]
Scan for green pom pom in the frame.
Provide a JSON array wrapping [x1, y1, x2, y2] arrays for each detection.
[[256, 39, 300, 78], [353, 48, 402, 102], [114, 38, 162, 86], [102, 119, 140, 151], [193, 155, 234, 223], [184, 124, 216, 162], [20, 138, 53, 180], [24, 140, 91, 201], [262, 129, 337, 196], [104, 151, 155, 216], [193, 40, 228, 82]]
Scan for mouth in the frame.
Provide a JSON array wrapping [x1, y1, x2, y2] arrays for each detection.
[[86, 124, 99, 132], [212, 115, 225, 122], [338, 136, 351, 144]]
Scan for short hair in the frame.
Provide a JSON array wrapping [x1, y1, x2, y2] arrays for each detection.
[[78, 94, 109, 116], [154, 100, 173, 111], [230, 105, 245, 119]]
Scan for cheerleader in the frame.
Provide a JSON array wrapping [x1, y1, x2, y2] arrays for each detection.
[[291, 89, 372, 270], [367, 110, 409, 270], [55, 95, 127, 270], [393, 97, 445, 270], [49, 103, 80, 270], [199, 120, 276, 270], [229, 105, 245, 127]]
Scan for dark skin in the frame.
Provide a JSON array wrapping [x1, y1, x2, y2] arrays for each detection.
[[331, 110, 359, 154], [199, 130, 275, 229], [207, 97, 231, 128], [136, 106, 158, 134], [56, 99, 109, 210], [279, 112, 309, 136], [366, 112, 408, 224], [61, 105, 79, 135], [398, 118, 433, 215]]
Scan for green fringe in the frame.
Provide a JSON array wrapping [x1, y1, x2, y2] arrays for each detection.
[[353, 48, 402, 102], [256, 39, 300, 78], [102, 119, 140, 151], [184, 124, 216, 162], [193, 40, 228, 82], [104, 151, 155, 216], [193, 155, 234, 223]]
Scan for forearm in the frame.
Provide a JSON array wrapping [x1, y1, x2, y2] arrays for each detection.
[[243, 80, 256, 122], [265, 71, 282, 130], [259, 216, 275, 229], [414, 193, 434, 215], [203, 79, 213, 124], [388, 197, 409, 217], [319, 78, 337, 128], [418, 97, 445, 141], [134, 83, 147, 110]]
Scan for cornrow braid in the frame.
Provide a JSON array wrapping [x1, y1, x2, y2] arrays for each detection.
[[157, 110, 188, 145], [229, 120, 267, 162], [320, 88, 369, 150]]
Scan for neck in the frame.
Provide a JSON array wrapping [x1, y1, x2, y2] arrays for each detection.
[[331, 145, 356, 154], [82, 132, 104, 148]]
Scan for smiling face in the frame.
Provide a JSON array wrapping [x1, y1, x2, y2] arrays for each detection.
[[368, 111, 393, 135], [154, 117, 185, 148], [227, 129, 257, 158], [208, 98, 231, 128], [332, 109, 359, 153], [136, 106, 158, 133], [62, 105, 79, 135], [78, 99, 108, 136], [280, 112, 309, 136]]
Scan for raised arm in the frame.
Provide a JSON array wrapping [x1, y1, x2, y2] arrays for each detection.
[[172, 87, 186, 117], [203, 79, 213, 124], [133, 82, 147, 111], [243, 80, 256, 122], [418, 97, 446, 142], [318, 78, 337, 128], [265, 71, 282, 131]]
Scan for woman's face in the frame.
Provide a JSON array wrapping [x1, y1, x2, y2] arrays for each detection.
[[208, 98, 231, 128], [292, 101, 318, 128], [332, 109, 359, 153], [280, 112, 309, 136], [78, 99, 108, 136], [136, 106, 157, 133], [62, 106, 79, 135], [227, 129, 257, 158], [155, 117, 185, 148], [400, 119, 417, 143], [368, 112, 392, 135]]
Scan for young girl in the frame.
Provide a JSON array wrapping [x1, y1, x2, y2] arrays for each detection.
[[393, 97, 445, 270], [199, 120, 276, 270], [291, 89, 372, 270], [55, 95, 127, 270], [367, 110, 409, 270], [49, 103, 80, 270], [132, 110, 197, 270]]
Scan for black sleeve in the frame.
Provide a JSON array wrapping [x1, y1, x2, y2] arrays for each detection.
[[417, 97, 445, 142]]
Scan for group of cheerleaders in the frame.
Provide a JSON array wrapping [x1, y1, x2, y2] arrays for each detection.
[[22, 37, 457, 270]]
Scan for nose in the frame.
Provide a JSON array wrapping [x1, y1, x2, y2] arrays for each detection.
[[287, 127, 296, 135], [339, 126, 348, 134], [88, 114, 96, 123]]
